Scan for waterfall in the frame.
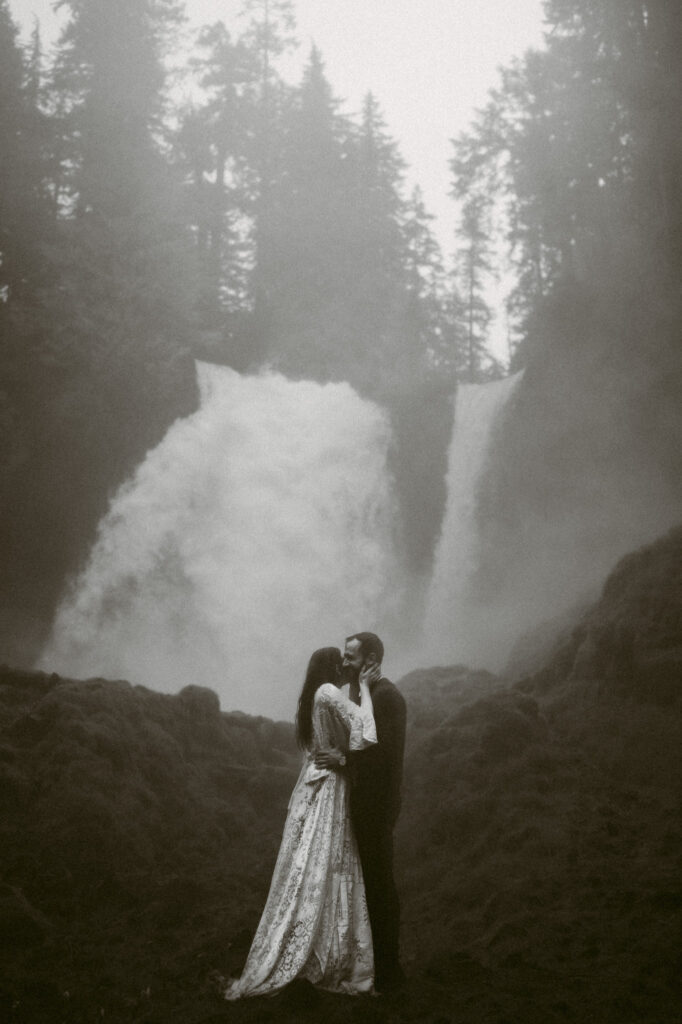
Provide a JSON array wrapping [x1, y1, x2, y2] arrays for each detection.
[[421, 373, 523, 669], [40, 364, 402, 719], [41, 364, 529, 712]]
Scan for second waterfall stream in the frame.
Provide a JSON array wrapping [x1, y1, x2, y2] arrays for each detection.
[[41, 364, 522, 715]]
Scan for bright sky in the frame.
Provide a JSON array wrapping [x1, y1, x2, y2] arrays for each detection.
[[10, 0, 546, 354], [284, 0, 546, 255]]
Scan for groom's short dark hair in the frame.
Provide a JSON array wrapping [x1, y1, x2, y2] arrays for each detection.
[[346, 631, 384, 664]]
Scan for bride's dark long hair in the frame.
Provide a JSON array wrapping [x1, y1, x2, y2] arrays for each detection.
[[295, 647, 342, 750]]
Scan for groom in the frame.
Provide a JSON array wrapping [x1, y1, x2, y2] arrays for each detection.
[[316, 631, 407, 992]]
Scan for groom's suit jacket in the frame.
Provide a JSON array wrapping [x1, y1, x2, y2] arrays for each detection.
[[349, 677, 407, 831]]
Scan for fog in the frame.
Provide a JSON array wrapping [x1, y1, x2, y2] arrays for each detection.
[[41, 365, 405, 719], [422, 373, 525, 669], [40, 362, 525, 717], [3, 0, 681, 716]]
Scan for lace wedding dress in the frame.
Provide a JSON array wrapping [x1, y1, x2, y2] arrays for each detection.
[[224, 682, 377, 998]]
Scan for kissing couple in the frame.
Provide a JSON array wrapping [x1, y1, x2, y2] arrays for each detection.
[[224, 632, 407, 998]]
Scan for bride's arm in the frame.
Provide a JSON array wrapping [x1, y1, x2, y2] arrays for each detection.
[[352, 665, 379, 748], [313, 666, 378, 769]]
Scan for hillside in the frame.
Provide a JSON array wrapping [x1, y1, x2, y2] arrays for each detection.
[[0, 677, 299, 1023], [1, 527, 680, 1023], [397, 526, 681, 1023]]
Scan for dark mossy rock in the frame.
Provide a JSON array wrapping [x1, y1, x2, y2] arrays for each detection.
[[504, 599, 591, 683], [399, 664, 501, 730], [0, 884, 54, 947], [0, 668, 299, 1021], [395, 528, 681, 1024], [535, 525, 682, 703], [177, 684, 221, 718], [1, 528, 680, 1024]]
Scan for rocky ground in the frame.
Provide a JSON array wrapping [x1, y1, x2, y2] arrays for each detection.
[[1, 526, 680, 1023]]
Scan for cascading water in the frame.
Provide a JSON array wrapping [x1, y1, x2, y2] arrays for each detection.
[[41, 364, 528, 711], [40, 363, 402, 719], [421, 372, 524, 669]]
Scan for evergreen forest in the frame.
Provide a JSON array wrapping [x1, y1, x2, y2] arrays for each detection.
[[1, 3, 681, 1022], [1, 0, 681, 669]]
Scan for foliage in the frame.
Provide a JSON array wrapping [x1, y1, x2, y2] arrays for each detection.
[[451, 0, 682, 351], [0, 670, 299, 1022], [0, 526, 680, 1023], [448, 0, 682, 624], [453, 193, 498, 382], [0, 0, 480, 653], [2, 0, 681, 675], [398, 524, 682, 1023], [0, 0, 197, 658], [175, 23, 259, 326]]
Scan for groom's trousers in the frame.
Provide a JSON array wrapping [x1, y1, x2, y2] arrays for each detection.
[[349, 675, 406, 988], [352, 812, 402, 987]]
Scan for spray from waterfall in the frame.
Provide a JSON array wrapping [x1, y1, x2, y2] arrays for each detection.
[[41, 364, 534, 710], [421, 373, 524, 669], [40, 364, 403, 719]]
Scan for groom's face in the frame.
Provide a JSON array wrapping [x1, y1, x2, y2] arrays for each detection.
[[341, 639, 364, 684]]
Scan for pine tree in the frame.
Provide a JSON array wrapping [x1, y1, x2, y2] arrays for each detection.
[[2, 0, 199, 621], [454, 193, 495, 382], [178, 21, 259, 328], [354, 93, 406, 279], [341, 92, 410, 396], [0, 1, 67, 646], [253, 44, 357, 379], [0, 0, 56, 420], [50, 0, 194, 468], [387, 187, 457, 575], [449, 0, 678, 345], [0, 0, 52, 303], [233, 0, 296, 357], [402, 186, 453, 382], [239, 0, 296, 98], [541, 0, 682, 267]]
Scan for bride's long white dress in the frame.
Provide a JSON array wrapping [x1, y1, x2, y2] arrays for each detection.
[[224, 682, 377, 998]]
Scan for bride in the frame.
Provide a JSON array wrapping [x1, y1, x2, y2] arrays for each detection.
[[224, 646, 378, 999]]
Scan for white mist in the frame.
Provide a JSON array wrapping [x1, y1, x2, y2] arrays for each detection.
[[41, 364, 402, 719], [421, 373, 524, 669], [41, 364, 531, 714]]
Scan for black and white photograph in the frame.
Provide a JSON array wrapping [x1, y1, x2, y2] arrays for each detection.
[[1, 0, 680, 1021]]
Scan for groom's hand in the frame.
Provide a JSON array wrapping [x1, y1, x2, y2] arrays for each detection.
[[314, 747, 346, 770]]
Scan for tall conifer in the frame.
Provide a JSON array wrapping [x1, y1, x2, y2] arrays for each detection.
[[50, 0, 194, 466], [179, 22, 259, 329], [255, 45, 355, 379], [455, 193, 495, 382]]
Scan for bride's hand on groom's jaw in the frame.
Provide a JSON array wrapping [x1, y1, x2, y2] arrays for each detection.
[[314, 747, 346, 770], [359, 662, 381, 687]]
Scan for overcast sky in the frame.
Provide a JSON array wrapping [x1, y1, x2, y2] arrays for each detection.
[[285, 0, 546, 252], [10, 0, 546, 355], [11, 0, 545, 244]]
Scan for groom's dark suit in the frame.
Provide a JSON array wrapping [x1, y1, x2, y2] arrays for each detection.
[[349, 676, 407, 990]]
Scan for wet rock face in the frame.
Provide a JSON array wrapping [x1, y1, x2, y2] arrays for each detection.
[[0, 667, 300, 1019], [562, 525, 682, 701], [394, 527, 680, 1023], [178, 684, 221, 718], [0, 884, 54, 947], [399, 664, 501, 731], [504, 599, 591, 682], [501, 524, 682, 703]]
